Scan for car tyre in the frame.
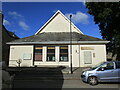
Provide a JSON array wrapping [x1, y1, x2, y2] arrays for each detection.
[[88, 76, 98, 85]]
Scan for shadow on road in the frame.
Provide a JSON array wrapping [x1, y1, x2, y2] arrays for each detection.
[[12, 66, 65, 89]]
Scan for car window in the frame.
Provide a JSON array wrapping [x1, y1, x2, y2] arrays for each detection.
[[91, 62, 105, 70], [101, 62, 114, 70], [116, 62, 120, 69]]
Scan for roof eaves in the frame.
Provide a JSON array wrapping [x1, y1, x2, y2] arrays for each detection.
[[6, 41, 110, 45]]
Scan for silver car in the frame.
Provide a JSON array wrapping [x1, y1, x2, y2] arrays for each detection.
[[81, 61, 120, 85]]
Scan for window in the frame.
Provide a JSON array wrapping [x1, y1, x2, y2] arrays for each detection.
[[47, 46, 55, 61], [116, 62, 120, 69], [34, 46, 42, 61], [84, 51, 92, 64], [23, 53, 32, 60], [101, 62, 114, 70], [60, 46, 68, 62]]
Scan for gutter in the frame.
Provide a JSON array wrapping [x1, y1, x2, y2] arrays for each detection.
[[7, 41, 110, 45]]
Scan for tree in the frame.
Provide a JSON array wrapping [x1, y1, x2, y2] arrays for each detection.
[[86, 2, 120, 61]]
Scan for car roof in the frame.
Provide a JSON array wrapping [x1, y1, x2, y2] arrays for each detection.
[[105, 61, 120, 63]]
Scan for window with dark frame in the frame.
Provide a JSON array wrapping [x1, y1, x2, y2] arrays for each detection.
[[101, 62, 114, 70], [34, 46, 43, 61], [59, 46, 68, 62], [47, 46, 55, 61], [116, 62, 120, 69]]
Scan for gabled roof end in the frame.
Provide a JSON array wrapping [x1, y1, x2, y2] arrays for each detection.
[[35, 10, 83, 35]]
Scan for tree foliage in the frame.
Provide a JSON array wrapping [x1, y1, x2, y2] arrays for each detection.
[[86, 2, 120, 60]]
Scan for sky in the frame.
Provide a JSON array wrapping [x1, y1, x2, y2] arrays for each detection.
[[2, 2, 102, 39]]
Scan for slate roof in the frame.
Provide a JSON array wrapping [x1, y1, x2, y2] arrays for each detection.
[[8, 32, 106, 43], [3, 25, 19, 39]]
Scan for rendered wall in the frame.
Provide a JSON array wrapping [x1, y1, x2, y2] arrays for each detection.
[[8, 44, 107, 67], [9, 45, 33, 67], [80, 45, 106, 67], [69, 45, 80, 67], [39, 13, 82, 34]]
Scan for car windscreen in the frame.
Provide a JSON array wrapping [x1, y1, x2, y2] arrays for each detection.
[[91, 62, 106, 70]]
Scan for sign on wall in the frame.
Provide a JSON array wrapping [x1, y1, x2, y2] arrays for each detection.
[[23, 53, 32, 60], [84, 51, 92, 64], [81, 47, 94, 50]]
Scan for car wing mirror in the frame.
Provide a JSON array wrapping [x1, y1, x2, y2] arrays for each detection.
[[98, 67, 104, 71], [101, 67, 104, 71]]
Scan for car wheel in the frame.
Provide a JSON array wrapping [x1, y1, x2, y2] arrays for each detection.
[[88, 76, 98, 85]]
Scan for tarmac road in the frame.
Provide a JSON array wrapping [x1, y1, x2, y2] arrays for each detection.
[[13, 79, 120, 89], [63, 80, 120, 88], [9, 67, 120, 89]]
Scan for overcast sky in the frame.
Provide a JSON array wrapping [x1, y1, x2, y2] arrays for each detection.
[[2, 2, 102, 39]]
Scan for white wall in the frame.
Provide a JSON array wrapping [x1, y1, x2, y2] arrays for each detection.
[[39, 13, 81, 34], [80, 45, 106, 67], [9, 44, 107, 67], [68, 44, 107, 68], [69, 45, 80, 67], [9, 45, 33, 67]]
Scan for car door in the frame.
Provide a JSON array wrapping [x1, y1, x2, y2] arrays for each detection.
[[115, 62, 120, 82], [97, 62, 117, 82]]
